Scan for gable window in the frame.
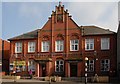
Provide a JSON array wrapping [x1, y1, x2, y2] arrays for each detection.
[[101, 59, 110, 71], [85, 39, 94, 50], [70, 39, 79, 51], [55, 60, 64, 72], [101, 38, 110, 50], [55, 40, 64, 52], [15, 42, 22, 53], [87, 60, 94, 72], [28, 42, 36, 52], [41, 41, 49, 52]]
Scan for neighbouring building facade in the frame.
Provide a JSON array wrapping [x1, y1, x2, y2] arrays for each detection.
[[0, 39, 2, 73], [117, 22, 120, 77], [0, 39, 10, 75], [8, 3, 117, 77]]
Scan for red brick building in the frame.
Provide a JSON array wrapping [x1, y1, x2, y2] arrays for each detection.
[[0, 39, 10, 75], [8, 3, 117, 77]]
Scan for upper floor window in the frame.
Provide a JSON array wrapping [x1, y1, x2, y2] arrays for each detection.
[[15, 42, 22, 53], [28, 42, 36, 53], [70, 39, 79, 51], [55, 40, 64, 52], [101, 59, 110, 71], [41, 41, 49, 52], [85, 39, 94, 50], [87, 60, 94, 72], [55, 60, 64, 72], [101, 38, 110, 50]]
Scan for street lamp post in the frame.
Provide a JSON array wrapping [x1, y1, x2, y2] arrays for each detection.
[[94, 51, 99, 82], [85, 57, 88, 84], [94, 51, 98, 74], [94, 51, 97, 75]]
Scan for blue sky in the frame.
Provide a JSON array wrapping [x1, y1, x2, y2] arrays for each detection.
[[2, 1, 118, 40]]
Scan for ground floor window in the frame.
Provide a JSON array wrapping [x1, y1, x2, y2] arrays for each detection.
[[87, 60, 94, 72], [16, 65, 26, 72], [28, 60, 36, 72], [55, 60, 64, 72], [13, 61, 26, 72], [9, 63, 14, 71], [101, 59, 110, 71]]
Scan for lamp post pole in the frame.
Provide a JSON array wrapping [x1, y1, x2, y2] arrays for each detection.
[[94, 51, 98, 75], [85, 57, 88, 84], [93, 51, 99, 82]]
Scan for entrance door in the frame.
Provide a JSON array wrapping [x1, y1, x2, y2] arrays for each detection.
[[42, 64, 46, 77], [70, 63, 77, 77]]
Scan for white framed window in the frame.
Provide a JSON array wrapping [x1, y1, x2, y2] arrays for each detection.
[[87, 60, 94, 72], [28, 60, 35, 72], [55, 40, 64, 52], [15, 42, 22, 53], [101, 59, 110, 71], [28, 42, 36, 52], [41, 41, 49, 52], [70, 39, 79, 51], [101, 38, 110, 50], [9, 63, 14, 71], [85, 39, 94, 50], [55, 60, 64, 72]]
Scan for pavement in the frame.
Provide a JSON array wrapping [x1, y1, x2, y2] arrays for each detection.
[[1, 79, 120, 84]]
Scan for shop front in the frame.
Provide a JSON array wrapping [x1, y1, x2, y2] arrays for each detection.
[[10, 61, 26, 75]]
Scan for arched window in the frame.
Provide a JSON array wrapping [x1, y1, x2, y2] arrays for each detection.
[[55, 34, 64, 52], [41, 35, 50, 52], [55, 59, 64, 72], [41, 41, 49, 52], [55, 40, 64, 52], [70, 33, 79, 51]]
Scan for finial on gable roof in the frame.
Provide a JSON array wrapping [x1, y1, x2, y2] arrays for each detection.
[[59, 1, 62, 6]]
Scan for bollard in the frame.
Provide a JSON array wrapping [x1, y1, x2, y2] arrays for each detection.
[[49, 77, 51, 84]]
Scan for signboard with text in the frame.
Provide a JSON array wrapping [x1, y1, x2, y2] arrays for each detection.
[[13, 61, 26, 66]]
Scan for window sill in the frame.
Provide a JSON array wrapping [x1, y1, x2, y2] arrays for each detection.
[[101, 49, 110, 51], [27, 52, 36, 54], [70, 50, 79, 52], [40, 51, 49, 53], [55, 71, 64, 73], [14, 52, 22, 54], [101, 71, 109, 72], [55, 51, 64, 53], [85, 50, 95, 52]]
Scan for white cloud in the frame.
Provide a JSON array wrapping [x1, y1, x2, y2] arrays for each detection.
[[1, 0, 120, 2], [66, 2, 118, 32], [18, 2, 118, 32]]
